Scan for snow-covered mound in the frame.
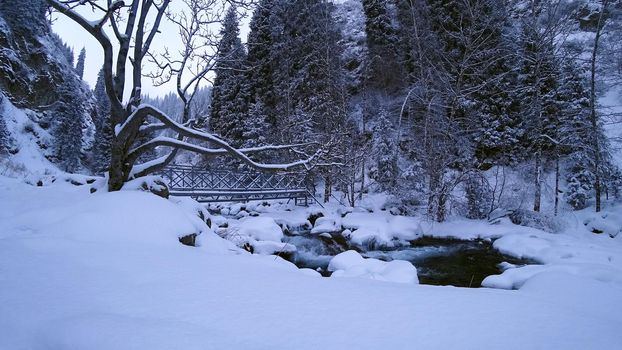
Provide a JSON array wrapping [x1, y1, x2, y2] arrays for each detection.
[[328, 250, 419, 284], [0, 176, 210, 247]]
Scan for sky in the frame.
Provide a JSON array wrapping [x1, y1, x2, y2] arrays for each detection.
[[51, 2, 251, 99]]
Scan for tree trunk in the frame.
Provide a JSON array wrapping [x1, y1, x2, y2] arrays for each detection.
[[359, 157, 365, 201], [108, 139, 128, 191], [349, 178, 356, 207], [428, 173, 439, 219], [436, 189, 447, 223], [324, 175, 331, 203], [428, 170, 447, 222], [533, 152, 542, 212], [555, 158, 559, 216]]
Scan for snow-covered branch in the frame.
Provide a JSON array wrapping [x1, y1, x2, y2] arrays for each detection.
[[128, 136, 323, 172], [46, 0, 124, 117], [121, 105, 323, 172]]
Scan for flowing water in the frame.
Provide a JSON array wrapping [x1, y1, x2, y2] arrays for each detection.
[[282, 233, 536, 287]]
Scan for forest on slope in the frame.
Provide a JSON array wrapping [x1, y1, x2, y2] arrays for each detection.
[[1, 0, 621, 222]]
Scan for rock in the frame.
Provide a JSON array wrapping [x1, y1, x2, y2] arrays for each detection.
[[243, 242, 254, 253], [179, 233, 198, 247], [235, 210, 249, 219], [140, 179, 170, 199], [307, 212, 324, 226], [69, 179, 83, 186]]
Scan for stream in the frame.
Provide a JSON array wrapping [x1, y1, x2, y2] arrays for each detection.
[[281, 232, 536, 288]]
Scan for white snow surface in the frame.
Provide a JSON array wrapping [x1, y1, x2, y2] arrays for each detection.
[[1, 177, 622, 349]]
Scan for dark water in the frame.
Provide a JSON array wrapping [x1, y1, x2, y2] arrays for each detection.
[[282, 234, 536, 287]]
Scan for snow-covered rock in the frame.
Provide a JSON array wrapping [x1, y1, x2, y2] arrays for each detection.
[[341, 212, 420, 247], [328, 250, 419, 284], [229, 216, 284, 242], [310, 216, 339, 234], [583, 213, 622, 237], [252, 241, 297, 256]]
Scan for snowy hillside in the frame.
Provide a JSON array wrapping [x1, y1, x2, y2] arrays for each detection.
[[0, 94, 59, 177]]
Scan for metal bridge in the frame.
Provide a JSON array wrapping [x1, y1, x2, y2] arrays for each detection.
[[160, 165, 312, 205]]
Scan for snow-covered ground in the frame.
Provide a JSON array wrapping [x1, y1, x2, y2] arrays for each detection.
[[1, 177, 621, 349]]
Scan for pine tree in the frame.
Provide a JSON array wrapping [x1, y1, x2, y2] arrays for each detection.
[[208, 6, 247, 147], [245, 0, 278, 129], [361, 0, 402, 91], [242, 99, 270, 149], [53, 76, 84, 172], [373, 107, 397, 191], [0, 95, 13, 156], [565, 156, 594, 210], [75, 47, 86, 80], [516, 22, 564, 212], [552, 61, 592, 210], [92, 68, 112, 174], [271, 0, 349, 137]]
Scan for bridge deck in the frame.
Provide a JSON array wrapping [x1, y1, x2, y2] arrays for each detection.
[[160, 165, 310, 205]]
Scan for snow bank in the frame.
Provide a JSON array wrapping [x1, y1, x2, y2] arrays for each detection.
[[582, 211, 622, 237], [481, 224, 622, 290], [0, 185, 205, 247], [328, 250, 419, 284], [2, 176, 622, 349], [482, 263, 622, 289]]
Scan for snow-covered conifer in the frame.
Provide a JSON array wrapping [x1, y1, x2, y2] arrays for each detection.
[[372, 107, 397, 191], [53, 76, 85, 172], [208, 6, 247, 146], [92, 68, 112, 174], [75, 47, 86, 80]]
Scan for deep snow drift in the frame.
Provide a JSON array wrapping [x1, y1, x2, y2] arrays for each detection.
[[1, 177, 621, 349]]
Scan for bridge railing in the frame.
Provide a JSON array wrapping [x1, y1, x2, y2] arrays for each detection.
[[161, 165, 307, 192], [159, 165, 311, 204]]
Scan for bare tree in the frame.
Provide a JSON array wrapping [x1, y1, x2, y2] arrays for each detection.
[[47, 0, 322, 191]]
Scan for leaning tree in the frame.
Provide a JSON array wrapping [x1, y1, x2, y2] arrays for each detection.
[[47, 0, 323, 191]]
